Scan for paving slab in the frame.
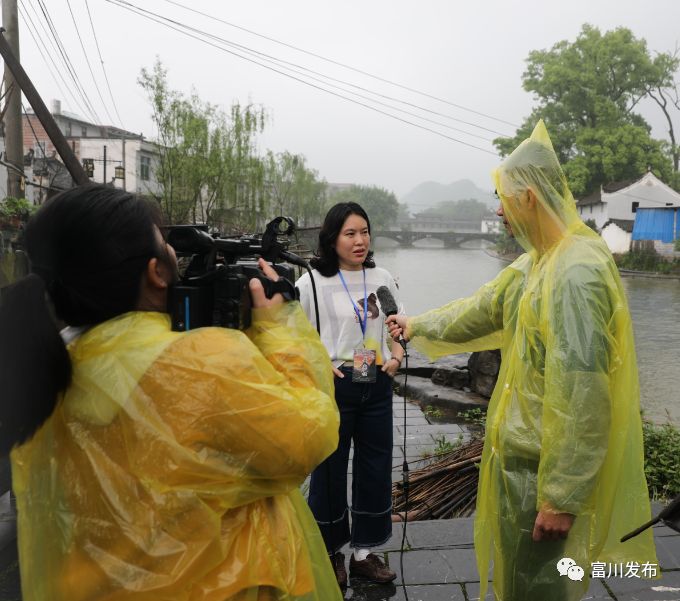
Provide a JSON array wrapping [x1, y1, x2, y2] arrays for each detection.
[[403, 518, 474, 550], [391, 548, 481, 585], [605, 569, 680, 600], [657, 536, 680, 571], [464, 582, 494, 600]]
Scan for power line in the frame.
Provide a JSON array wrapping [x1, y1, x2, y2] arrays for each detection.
[[22, 102, 45, 156], [18, 0, 92, 119], [150, 9, 509, 138], [84, 0, 124, 127], [64, 0, 116, 125], [105, 0, 498, 156], [157, 0, 519, 129], [139, 8, 502, 141], [35, 0, 101, 123]]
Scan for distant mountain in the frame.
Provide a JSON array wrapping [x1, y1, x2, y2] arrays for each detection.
[[401, 179, 496, 212]]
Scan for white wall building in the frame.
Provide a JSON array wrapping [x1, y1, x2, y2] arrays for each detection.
[[600, 220, 633, 254], [576, 171, 680, 230], [22, 101, 161, 202], [78, 137, 161, 197]]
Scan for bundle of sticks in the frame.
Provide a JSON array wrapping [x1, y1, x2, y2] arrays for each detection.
[[392, 438, 484, 522]]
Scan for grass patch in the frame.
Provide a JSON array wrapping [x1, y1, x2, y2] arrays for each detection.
[[424, 405, 443, 420], [642, 419, 680, 501]]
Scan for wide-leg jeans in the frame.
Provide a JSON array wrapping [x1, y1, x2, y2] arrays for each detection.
[[308, 367, 394, 553]]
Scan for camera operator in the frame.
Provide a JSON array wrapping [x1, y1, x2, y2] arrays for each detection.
[[0, 185, 342, 601]]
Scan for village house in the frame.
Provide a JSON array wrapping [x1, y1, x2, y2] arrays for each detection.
[[21, 99, 161, 204], [576, 170, 680, 254]]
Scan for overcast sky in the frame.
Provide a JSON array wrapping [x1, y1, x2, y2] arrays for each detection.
[[16, 0, 680, 200]]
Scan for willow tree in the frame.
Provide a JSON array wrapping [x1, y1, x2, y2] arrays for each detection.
[[328, 185, 399, 230], [263, 151, 327, 227], [138, 60, 267, 229]]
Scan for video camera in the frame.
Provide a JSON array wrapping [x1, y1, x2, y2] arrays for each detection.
[[166, 217, 306, 331]]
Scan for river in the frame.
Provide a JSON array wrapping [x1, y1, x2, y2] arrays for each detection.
[[374, 241, 680, 425]]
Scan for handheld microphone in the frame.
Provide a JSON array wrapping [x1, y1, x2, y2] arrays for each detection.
[[376, 285, 406, 350]]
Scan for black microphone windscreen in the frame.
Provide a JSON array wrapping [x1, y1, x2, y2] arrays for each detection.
[[376, 285, 398, 317]]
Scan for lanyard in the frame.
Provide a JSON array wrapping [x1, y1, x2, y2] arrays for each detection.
[[338, 268, 368, 339]]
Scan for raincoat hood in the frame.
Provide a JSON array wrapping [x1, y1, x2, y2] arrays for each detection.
[[492, 120, 581, 254]]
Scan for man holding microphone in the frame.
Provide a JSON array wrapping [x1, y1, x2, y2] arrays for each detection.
[[387, 121, 657, 601]]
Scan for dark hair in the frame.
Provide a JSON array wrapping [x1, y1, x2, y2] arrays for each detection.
[[309, 202, 375, 277], [0, 184, 163, 455]]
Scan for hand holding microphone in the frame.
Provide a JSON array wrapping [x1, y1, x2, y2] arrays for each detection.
[[376, 286, 409, 349]]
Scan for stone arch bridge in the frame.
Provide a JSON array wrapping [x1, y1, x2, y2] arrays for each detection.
[[294, 226, 499, 250], [373, 229, 499, 248]]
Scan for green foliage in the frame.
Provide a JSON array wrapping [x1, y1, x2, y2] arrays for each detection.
[[424, 405, 443, 420], [642, 420, 680, 500], [418, 198, 491, 222], [458, 408, 487, 429], [615, 250, 680, 274], [263, 151, 327, 227], [583, 218, 599, 232], [139, 59, 266, 229], [0, 197, 36, 222], [674, 237, 680, 252], [494, 25, 679, 196], [563, 125, 673, 197], [495, 228, 523, 256], [433, 434, 461, 456], [328, 185, 399, 230]]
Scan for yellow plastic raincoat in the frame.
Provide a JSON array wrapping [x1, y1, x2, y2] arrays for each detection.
[[11, 303, 342, 601], [407, 121, 657, 600]]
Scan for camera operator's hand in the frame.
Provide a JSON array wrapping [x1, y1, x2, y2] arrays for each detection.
[[249, 258, 285, 309]]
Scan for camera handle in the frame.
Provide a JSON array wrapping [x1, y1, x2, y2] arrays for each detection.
[[255, 273, 299, 302]]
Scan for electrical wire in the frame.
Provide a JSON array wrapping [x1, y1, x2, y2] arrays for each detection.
[[64, 0, 117, 126], [140, 4, 509, 138], [22, 102, 46, 157], [84, 0, 125, 128], [139, 14, 499, 143], [18, 0, 92, 120], [112, 0, 507, 139], [104, 0, 499, 156], [156, 0, 519, 129], [35, 0, 101, 123]]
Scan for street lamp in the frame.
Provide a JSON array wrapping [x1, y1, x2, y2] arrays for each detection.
[[114, 165, 125, 180]]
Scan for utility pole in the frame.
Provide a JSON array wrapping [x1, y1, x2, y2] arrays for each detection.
[[121, 135, 126, 191], [2, 0, 23, 198], [0, 29, 88, 185], [103, 145, 107, 184]]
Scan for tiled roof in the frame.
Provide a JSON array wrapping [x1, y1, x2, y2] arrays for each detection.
[[602, 219, 634, 233]]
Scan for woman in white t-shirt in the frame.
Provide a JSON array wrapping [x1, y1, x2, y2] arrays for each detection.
[[296, 202, 404, 588]]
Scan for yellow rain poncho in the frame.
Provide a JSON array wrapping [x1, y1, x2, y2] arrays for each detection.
[[11, 303, 342, 601], [407, 121, 657, 600]]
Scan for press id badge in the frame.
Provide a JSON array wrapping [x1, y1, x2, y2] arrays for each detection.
[[352, 348, 377, 383]]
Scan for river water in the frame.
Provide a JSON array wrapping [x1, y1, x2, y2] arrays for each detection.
[[374, 241, 680, 425]]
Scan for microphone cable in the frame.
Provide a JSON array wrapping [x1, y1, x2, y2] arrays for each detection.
[[304, 265, 320, 336], [302, 266, 337, 573], [398, 345, 410, 601]]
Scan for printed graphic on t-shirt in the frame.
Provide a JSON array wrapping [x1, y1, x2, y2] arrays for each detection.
[[353, 292, 380, 322]]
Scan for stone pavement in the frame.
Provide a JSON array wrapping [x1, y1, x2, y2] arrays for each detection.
[[338, 393, 680, 600], [1, 395, 679, 600]]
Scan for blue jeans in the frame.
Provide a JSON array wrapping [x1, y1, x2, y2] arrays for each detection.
[[308, 367, 394, 553]]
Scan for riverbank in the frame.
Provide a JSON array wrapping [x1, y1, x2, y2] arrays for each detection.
[[486, 247, 680, 279], [394, 349, 493, 424]]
